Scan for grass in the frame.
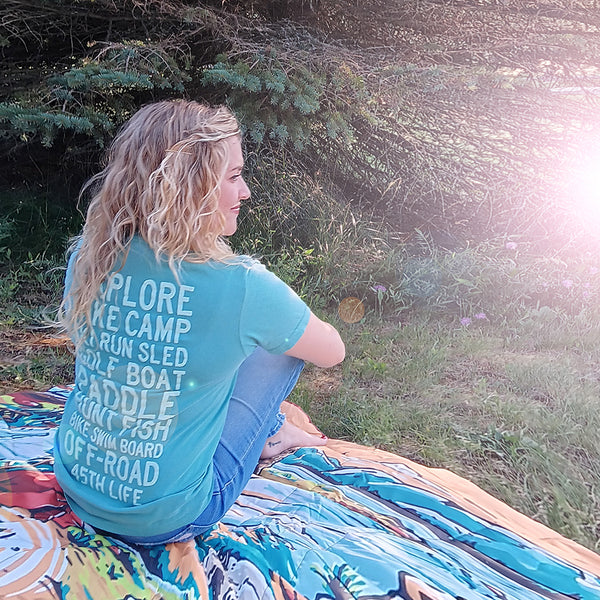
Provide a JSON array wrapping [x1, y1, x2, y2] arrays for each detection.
[[1, 206, 600, 552], [292, 308, 600, 552], [0, 258, 73, 392]]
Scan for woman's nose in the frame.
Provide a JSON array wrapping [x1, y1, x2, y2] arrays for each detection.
[[240, 179, 251, 200]]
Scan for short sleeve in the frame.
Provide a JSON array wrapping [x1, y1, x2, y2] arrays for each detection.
[[240, 262, 310, 354]]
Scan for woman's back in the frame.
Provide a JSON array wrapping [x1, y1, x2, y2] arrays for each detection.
[[54, 236, 310, 537]]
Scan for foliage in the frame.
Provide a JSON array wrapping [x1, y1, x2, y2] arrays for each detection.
[[2, 0, 600, 253], [0, 187, 83, 261], [343, 231, 600, 330], [201, 51, 357, 150]]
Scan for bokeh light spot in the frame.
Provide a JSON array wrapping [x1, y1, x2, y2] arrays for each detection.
[[338, 297, 365, 323]]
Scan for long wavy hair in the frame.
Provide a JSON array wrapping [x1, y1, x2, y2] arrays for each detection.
[[59, 99, 241, 345]]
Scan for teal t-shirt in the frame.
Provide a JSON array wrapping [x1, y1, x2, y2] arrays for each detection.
[[54, 237, 310, 536]]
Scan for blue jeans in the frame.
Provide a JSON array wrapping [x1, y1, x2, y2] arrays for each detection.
[[116, 347, 304, 545]]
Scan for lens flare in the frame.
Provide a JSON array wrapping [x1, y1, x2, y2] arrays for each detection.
[[338, 297, 365, 323], [566, 142, 600, 233], [559, 134, 600, 245], [574, 164, 600, 219]]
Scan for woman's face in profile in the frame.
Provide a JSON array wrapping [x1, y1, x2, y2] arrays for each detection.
[[218, 137, 251, 236]]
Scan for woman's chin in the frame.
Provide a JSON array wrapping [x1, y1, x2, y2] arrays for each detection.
[[223, 222, 238, 236]]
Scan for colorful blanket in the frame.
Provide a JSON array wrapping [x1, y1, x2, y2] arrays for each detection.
[[2, 387, 600, 599]]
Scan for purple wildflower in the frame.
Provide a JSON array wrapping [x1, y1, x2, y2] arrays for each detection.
[[460, 317, 472, 326], [371, 284, 387, 293], [505, 241, 518, 250], [474, 312, 487, 320]]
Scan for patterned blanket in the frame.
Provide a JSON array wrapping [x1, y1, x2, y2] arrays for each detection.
[[2, 387, 600, 599]]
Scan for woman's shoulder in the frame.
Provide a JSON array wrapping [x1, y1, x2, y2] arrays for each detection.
[[208, 254, 265, 274], [126, 237, 272, 282]]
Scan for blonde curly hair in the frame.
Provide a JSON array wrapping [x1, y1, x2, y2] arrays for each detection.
[[60, 99, 241, 344]]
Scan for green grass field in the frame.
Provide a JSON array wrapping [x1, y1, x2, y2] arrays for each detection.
[[1, 241, 600, 552]]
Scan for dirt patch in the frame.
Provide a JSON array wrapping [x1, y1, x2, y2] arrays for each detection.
[[0, 328, 73, 394], [301, 365, 344, 400]]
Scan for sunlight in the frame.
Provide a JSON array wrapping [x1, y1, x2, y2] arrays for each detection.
[[575, 161, 600, 219], [566, 142, 600, 231]]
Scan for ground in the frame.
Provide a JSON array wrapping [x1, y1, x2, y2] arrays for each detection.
[[0, 328, 73, 394]]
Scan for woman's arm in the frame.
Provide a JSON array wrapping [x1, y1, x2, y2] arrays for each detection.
[[284, 312, 345, 368]]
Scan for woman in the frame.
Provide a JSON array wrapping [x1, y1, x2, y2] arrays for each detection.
[[54, 99, 345, 545]]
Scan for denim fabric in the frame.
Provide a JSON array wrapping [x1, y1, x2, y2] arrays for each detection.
[[117, 347, 304, 546]]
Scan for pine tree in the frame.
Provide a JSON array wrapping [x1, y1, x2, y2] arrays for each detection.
[[1, 0, 600, 246]]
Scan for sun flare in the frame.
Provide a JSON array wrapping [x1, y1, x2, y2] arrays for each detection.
[[567, 145, 600, 229], [575, 166, 600, 219]]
